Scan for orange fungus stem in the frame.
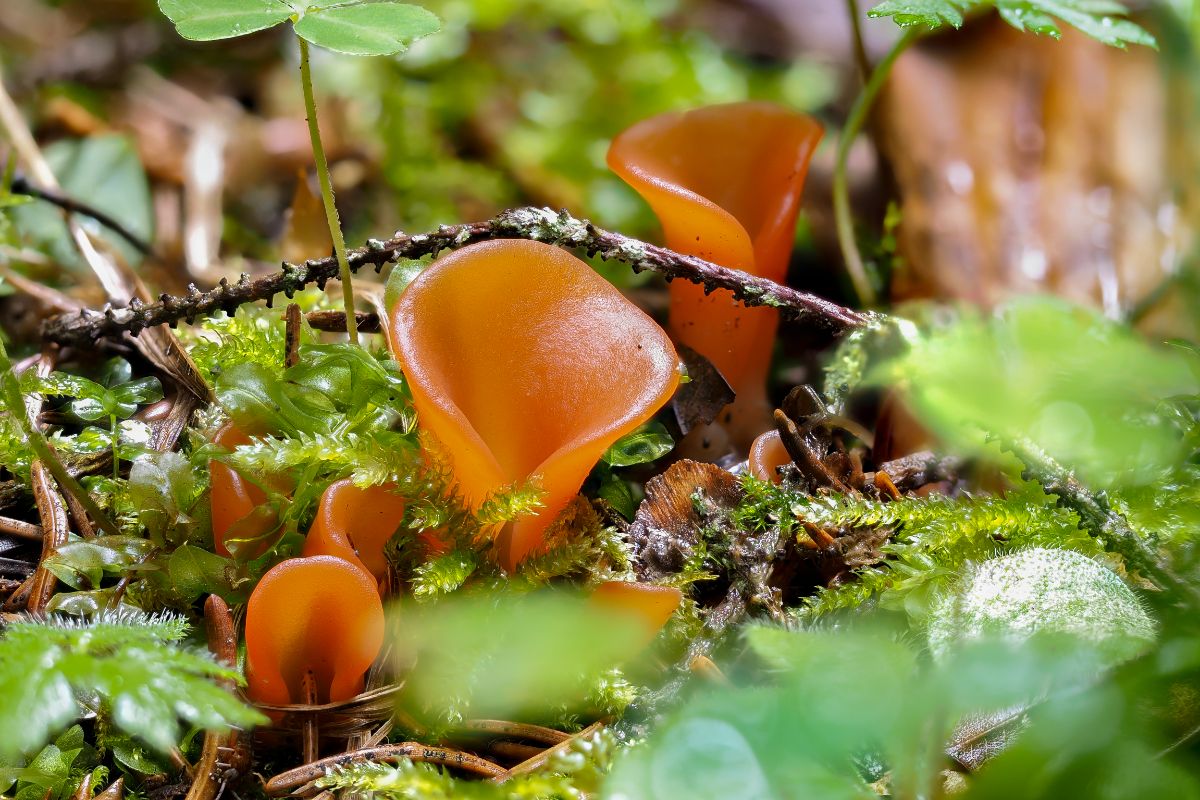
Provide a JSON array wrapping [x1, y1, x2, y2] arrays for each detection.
[[608, 102, 823, 454]]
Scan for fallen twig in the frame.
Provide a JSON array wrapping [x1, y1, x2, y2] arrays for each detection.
[[264, 743, 506, 794], [10, 174, 154, 256], [0, 515, 42, 541], [456, 719, 569, 746], [491, 721, 605, 783], [185, 596, 247, 800], [43, 207, 871, 348]]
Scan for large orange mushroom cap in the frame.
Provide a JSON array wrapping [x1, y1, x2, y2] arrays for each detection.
[[301, 479, 407, 583], [607, 102, 823, 452], [388, 239, 681, 572], [245, 555, 385, 705]]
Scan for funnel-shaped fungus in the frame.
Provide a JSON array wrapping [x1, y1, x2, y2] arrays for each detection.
[[210, 422, 275, 560], [748, 429, 791, 484], [301, 479, 407, 583], [388, 239, 681, 572], [590, 581, 682, 646], [245, 555, 384, 705], [608, 103, 823, 453]]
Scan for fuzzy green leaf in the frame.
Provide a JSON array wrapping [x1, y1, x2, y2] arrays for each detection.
[[295, 3, 441, 56], [157, 0, 292, 41], [0, 612, 264, 760]]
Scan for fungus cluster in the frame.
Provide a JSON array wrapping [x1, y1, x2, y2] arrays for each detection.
[[231, 103, 818, 716]]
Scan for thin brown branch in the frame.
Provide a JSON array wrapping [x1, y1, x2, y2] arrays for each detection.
[[27, 460, 70, 612], [10, 174, 154, 255], [284, 303, 303, 368], [491, 721, 605, 782], [44, 207, 871, 348], [0, 450, 112, 514], [264, 743, 506, 794], [0, 514, 41, 541], [305, 310, 380, 334], [456, 719, 570, 746]]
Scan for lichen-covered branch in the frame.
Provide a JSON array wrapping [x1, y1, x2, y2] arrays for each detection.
[[42, 207, 871, 348]]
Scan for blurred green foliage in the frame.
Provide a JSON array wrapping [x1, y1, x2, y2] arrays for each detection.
[[605, 625, 1200, 800], [361, 0, 835, 238], [871, 297, 1200, 487]]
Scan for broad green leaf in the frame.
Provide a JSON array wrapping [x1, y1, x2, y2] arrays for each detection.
[[165, 545, 240, 604], [111, 377, 164, 408], [596, 468, 636, 519], [31, 373, 103, 401], [108, 736, 168, 776], [868, 0, 1156, 49], [42, 536, 156, 590], [601, 421, 674, 467], [869, 0, 966, 27], [98, 358, 132, 389], [12, 136, 153, 270], [157, 0, 292, 41], [127, 452, 198, 547], [67, 396, 111, 423], [295, 2, 441, 56]]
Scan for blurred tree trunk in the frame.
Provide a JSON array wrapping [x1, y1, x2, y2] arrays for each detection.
[[873, 12, 1199, 336]]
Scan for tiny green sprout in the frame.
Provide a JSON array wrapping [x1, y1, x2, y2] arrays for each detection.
[[156, 1, 442, 344]]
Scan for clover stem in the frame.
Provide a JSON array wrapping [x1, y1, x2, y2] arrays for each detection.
[[298, 35, 359, 345], [0, 338, 121, 537], [832, 28, 919, 308], [843, 0, 870, 84]]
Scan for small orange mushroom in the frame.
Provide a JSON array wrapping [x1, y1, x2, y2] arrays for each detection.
[[608, 102, 823, 454], [748, 429, 792, 484], [245, 555, 385, 705], [210, 422, 277, 560], [590, 581, 682, 646], [388, 239, 681, 572], [301, 479, 407, 583]]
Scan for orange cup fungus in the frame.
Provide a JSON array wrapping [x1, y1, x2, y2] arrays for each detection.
[[301, 479, 407, 584], [607, 102, 823, 454], [209, 422, 277, 560], [245, 555, 385, 705], [388, 239, 681, 572], [590, 581, 682, 647], [748, 429, 791, 484]]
